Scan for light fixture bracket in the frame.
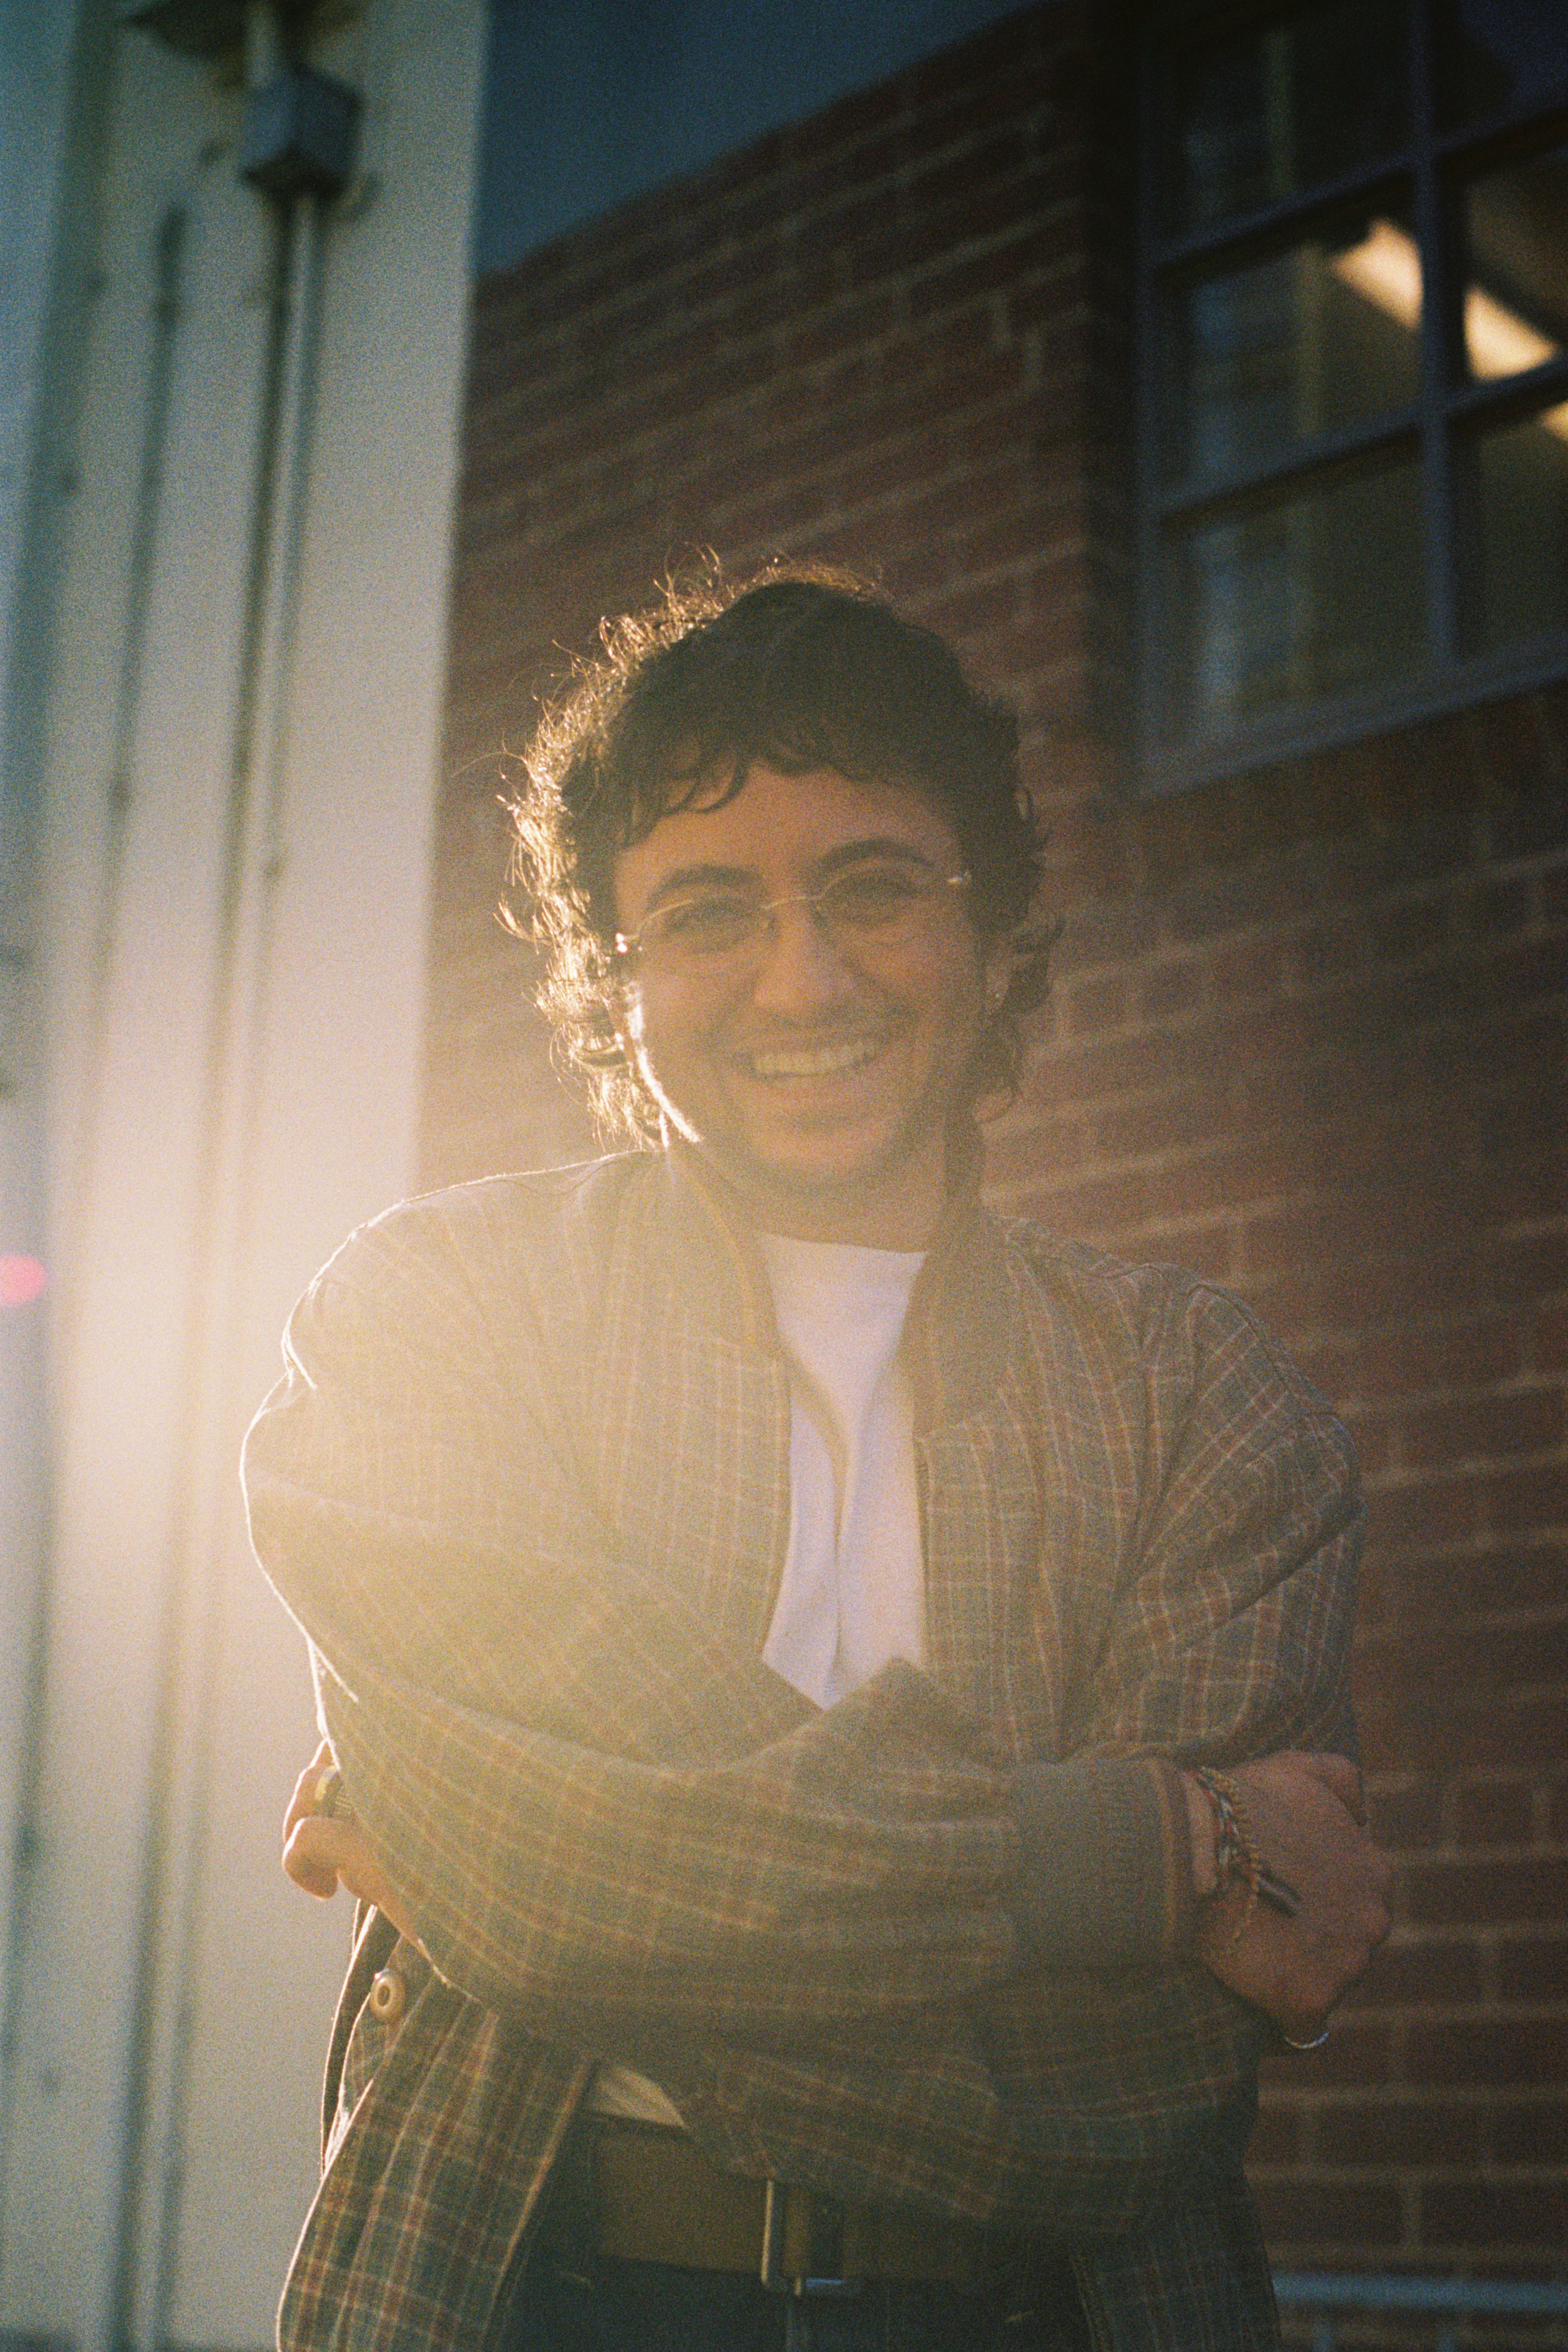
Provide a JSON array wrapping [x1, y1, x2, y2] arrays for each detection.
[[240, 60, 361, 201]]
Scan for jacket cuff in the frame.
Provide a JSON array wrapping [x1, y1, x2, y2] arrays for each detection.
[[1007, 1756, 1197, 1970]]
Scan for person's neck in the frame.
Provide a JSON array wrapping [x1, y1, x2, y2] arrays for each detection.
[[709, 1154, 946, 1251]]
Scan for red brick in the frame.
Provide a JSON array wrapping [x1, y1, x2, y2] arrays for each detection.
[[1346, 1938, 1485, 2009], [1294, 914, 1367, 985], [1319, 1251, 1486, 1332], [1315, 2099, 1482, 2167], [1496, 1935, 1568, 2002], [1453, 1779, 1538, 1845], [1376, 1542, 1567, 1620], [1485, 1459, 1568, 1531], [1490, 1230, 1568, 1304], [1060, 973, 1127, 1040], [1127, 1217, 1235, 1281], [1531, 1305, 1568, 1374], [1420, 2180, 1568, 2248], [1367, 1780, 1444, 1850], [1363, 1687, 1568, 1774], [1246, 2101, 1302, 2165], [1204, 941, 1285, 1004], [1403, 1856, 1568, 1929], [1492, 2102, 1568, 2163], [1364, 1475, 1481, 1553], [1471, 878, 1534, 936], [902, 126, 1037, 217], [1029, 1029, 1178, 1106], [1096, 1081, 1235, 1161], [1398, 1388, 1565, 1469], [1047, 902, 1160, 975], [1137, 960, 1205, 1021], [448, 47, 1568, 2300], [1029, 1166, 1151, 1237], [1153, 1134, 1306, 1220], [1341, 1409, 1394, 1478], [1406, 2017, 1568, 2085], [1375, 1613, 1568, 1695], [1370, 898, 1453, 963], [1248, 2180, 1403, 2250]]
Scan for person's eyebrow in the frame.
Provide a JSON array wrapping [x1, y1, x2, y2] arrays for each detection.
[[815, 837, 944, 877], [638, 862, 756, 912], [637, 838, 943, 915]]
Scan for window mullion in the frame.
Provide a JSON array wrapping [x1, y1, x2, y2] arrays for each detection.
[[1156, 411, 1423, 526], [1135, 39, 1172, 753], [1411, 0, 1458, 666]]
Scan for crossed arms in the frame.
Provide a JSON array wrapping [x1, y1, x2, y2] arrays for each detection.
[[247, 1182, 1388, 2232]]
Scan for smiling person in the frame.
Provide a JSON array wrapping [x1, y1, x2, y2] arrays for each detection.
[[247, 568, 1390, 2352]]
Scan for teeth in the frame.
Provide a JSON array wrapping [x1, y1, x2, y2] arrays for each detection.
[[748, 1037, 879, 1079]]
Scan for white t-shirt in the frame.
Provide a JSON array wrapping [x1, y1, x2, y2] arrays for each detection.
[[593, 1231, 926, 2125], [757, 1231, 926, 1707]]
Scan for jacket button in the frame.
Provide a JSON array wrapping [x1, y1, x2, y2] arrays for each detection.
[[368, 1968, 405, 2028]]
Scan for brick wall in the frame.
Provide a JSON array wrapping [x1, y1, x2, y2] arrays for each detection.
[[1011, 702, 1568, 2319], [431, 0, 1568, 2313], [429, 0, 1119, 1188]]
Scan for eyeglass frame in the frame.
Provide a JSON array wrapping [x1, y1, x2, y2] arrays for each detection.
[[612, 864, 974, 975]]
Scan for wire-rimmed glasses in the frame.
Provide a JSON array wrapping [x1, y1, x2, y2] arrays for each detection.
[[614, 862, 972, 980]]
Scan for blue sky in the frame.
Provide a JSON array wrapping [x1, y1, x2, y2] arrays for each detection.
[[475, 0, 1029, 273]]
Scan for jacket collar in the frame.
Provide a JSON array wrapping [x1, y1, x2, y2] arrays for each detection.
[[650, 1127, 1015, 1427]]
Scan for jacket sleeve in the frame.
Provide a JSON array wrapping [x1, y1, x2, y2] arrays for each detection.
[[245, 1208, 1358, 2229], [1076, 1272, 1362, 1764]]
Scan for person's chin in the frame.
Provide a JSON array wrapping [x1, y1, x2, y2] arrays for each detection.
[[725, 1099, 930, 1202]]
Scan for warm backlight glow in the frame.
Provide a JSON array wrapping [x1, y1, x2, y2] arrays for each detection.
[[1329, 216, 1568, 441], [0, 1254, 47, 1307]]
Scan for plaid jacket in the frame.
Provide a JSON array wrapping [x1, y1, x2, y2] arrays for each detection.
[[245, 1144, 1362, 2352]]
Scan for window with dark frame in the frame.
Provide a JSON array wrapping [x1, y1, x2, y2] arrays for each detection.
[[1136, 0, 1568, 789]]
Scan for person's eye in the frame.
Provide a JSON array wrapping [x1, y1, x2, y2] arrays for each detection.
[[826, 867, 927, 926], [653, 895, 758, 952]]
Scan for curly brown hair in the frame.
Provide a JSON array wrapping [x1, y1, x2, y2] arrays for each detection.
[[507, 562, 1056, 1143]]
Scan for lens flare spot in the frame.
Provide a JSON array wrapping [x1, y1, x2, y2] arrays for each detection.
[[0, 1255, 47, 1307]]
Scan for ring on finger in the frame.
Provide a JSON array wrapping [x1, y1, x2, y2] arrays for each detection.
[[312, 1762, 352, 1822], [1281, 2022, 1331, 2052]]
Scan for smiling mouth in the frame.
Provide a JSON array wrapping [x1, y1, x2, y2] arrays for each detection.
[[745, 1036, 882, 1080]]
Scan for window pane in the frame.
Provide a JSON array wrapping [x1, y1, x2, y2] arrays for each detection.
[[1470, 403, 1568, 648], [1169, 207, 1422, 483], [1166, 459, 1426, 738], [1168, 0, 1409, 235], [1461, 142, 1568, 386], [1440, 0, 1568, 124]]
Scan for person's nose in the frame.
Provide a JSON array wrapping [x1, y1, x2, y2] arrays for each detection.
[[745, 897, 856, 1016]]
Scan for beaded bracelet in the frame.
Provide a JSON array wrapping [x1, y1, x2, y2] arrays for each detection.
[[1192, 1767, 1302, 1945], [1192, 1767, 1259, 1946]]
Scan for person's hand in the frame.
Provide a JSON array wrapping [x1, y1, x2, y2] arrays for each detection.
[[1187, 1752, 1392, 2042], [282, 1739, 421, 1945]]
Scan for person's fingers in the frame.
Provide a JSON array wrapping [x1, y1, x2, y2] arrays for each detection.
[[283, 1738, 337, 1843], [1300, 1751, 1366, 1824], [284, 1813, 352, 1900]]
